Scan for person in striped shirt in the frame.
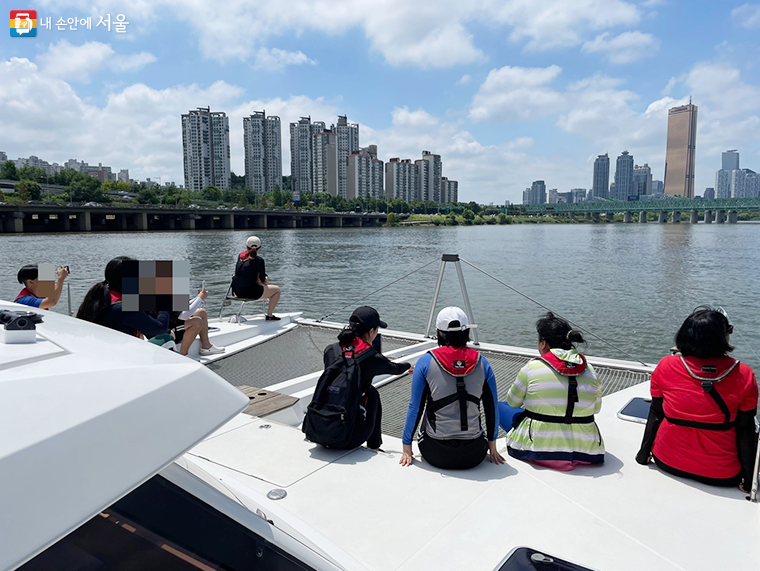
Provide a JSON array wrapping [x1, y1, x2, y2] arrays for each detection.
[[502, 312, 605, 471]]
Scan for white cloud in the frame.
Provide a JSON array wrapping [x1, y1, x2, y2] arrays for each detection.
[[111, 52, 157, 72], [37, 40, 114, 82], [36, 0, 642, 67], [732, 4, 760, 29], [581, 31, 660, 64], [458, 74, 472, 85], [253, 48, 316, 71], [662, 76, 678, 95], [488, 0, 641, 51], [36, 40, 156, 82], [469, 65, 563, 122]]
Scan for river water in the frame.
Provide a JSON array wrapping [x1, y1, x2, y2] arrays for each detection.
[[2, 223, 759, 369]]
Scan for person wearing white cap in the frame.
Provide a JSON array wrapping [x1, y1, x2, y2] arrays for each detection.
[[399, 307, 505, 470], [231, 236, 282, 320]]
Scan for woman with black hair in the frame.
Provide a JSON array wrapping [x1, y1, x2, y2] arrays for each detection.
[[400, 307, 505, 469], [636, 307, 758, 491], [504, 312, 605, 471], [76, 256, 170, 339], [321, 306, 413, 450]]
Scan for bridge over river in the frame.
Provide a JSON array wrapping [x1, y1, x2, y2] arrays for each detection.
[[0, 204, 388, 234], [524, 197, 760, 223]]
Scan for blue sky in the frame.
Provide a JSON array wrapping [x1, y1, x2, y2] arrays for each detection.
[[3, 0, 760, 203]]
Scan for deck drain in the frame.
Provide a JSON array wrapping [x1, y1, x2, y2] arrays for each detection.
[[267, 488, 287, 500]]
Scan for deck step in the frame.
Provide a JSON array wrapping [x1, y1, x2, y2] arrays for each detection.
[[237, 385, 299, 417]]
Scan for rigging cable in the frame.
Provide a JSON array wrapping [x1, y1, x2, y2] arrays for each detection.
[[316, 257, 439, 322], [458, 257, 651, 367]]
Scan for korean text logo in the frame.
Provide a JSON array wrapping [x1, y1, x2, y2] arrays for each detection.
[[10, 10, 37, 37]]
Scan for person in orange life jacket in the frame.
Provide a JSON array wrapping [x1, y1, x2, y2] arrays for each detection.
[[400, 307, 505, 469], [322, 306, 414, 450], [636, 306, 758, 491], [232, 236, 281, 320], [15, 264, 69, 309], [76, 256, 170, 339]]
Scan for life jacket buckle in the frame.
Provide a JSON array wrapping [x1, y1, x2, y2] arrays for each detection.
[[701, 380, 714, 392]]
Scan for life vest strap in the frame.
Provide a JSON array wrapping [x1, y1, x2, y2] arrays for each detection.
[[664, 416, 736, 431], [523, 410, 595, 424]]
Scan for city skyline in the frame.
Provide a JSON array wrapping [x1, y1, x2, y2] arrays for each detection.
[[4, 2, 760, 203]]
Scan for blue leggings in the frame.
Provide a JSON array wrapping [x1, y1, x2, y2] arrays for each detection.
[[498, 402, 525, 433]]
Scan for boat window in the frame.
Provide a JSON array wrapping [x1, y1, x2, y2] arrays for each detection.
[[496, 547, 597, 571], [20, 475, 314, 571]]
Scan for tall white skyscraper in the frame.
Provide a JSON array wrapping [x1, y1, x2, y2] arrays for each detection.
[[290, 117, 326, 196], [243, 111, 282, 194], [181, 107, 230, 191], [614, 151, 634, 200], [441, 177, 458, 203], [592, 154, 610, 199], [416, 151, 442, 202], [633, 164, 652, 196], [312, 129, 338, 195], [332, 116, 360, 198], [715, 169, 731, 198], [347, 147, 384, 199], [385, 158, 418, 201]]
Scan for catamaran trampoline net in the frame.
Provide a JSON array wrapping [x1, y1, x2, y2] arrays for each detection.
[[207, 324, 650, 439]]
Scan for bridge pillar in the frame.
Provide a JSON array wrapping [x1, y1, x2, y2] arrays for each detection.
[[592, 212, 600, 222], [76, 211, 91, 232], [672, 211, 681, 224], [116, 213, 128, 230], [606, 212, 615, 222], [164, 217, 176, 230], [639, 211, 647, 223], [314, 215, 322, 227], [134, 212, 148, 231], [4, 212, 24, 233], [658, 211, 668, 223], [220, 214, 234, 229], [584, 212, 591, 221], [728, 210, 738, 224], [251, 214, 267, 228], [623, 212, 632, 223], [181, 214, 196, 230], [716, 209, 725, 224], [704, 210, 713, 224], [690, 210, 699, 224]]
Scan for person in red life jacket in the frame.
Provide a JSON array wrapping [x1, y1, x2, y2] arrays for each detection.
[[231, 236, 282, 320], [322, 306, 413, 450], [400, 307, 505, 469], [636, 306, 758, 491], [15, 264, 69, 309], [76, 256, 170, 339]]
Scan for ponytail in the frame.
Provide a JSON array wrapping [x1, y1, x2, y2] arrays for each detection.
[[337, 323, 361, 345], [536, 311, 585, 350]]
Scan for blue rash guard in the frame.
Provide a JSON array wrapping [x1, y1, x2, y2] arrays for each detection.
[[402, 352, 500, 445]]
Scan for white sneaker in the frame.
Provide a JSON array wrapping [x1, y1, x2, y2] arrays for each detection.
[[199, 345, 225, 356]]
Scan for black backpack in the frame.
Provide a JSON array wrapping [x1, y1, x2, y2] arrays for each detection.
[[302, 344, 375, 448]]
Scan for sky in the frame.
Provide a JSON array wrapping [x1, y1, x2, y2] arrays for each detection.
[[3, 1, 760, 204]]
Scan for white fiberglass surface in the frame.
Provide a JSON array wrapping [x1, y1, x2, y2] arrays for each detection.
[[0, 301, 249, 571], [183, 382, 758, 571]]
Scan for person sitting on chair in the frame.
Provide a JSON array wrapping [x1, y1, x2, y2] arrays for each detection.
[[173, 287, 225, 357], [231, 236, 282, 321]]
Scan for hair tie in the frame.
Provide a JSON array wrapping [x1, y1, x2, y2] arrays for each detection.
[[566, 329, 574, 340]]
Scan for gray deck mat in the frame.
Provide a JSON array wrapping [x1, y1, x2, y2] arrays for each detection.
[[206, 325, 650, 440], [206, 325, 419, 389]]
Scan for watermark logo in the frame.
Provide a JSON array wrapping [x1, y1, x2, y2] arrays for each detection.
[[10, 10, 37, 37]]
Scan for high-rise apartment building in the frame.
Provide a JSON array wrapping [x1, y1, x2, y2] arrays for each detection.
[[416, 151, 442, 202], [181, 107, 230, 191], [730, 168, 759, 198], [548, 189, 559, 204], [652, 180, 664, 195], [722, 150, 740, 171], [290, 117, 325, 196], [715, 169, 731, 198], [0, 151, 7, 164], [311, 129, 338, 195], [332, 116, 360, 198], [632, 164, 652, 196], [118, 169, 129, 182], [592, 154, 610, 199], [385, 158, 418, 202], [663, 102, 698, 198], [614, 151, 635, 200], [571, 188, 587, 203], [523, 180, 546, 205], [243, 111, 282, 194], [347, 147, 384, 200], [703, 187, 715, 200], [441, 177, 458, 203]]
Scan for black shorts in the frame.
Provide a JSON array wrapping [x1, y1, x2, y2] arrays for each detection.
[[232, 285, 264, 300], [418, 433, 488, 470]]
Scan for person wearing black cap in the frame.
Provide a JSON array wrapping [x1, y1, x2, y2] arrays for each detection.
[[321, 306, 414, 450]]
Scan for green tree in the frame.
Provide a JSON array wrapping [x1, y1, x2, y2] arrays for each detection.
[[15, 179, 42, 202], [0, 160, 19, 180], [497, 212, 508, 224], [201, 185, 222, 202], [445, 212, 459, 225], [386, 212, 399, 226], [137, 187, 160, 204], [17, 165, 48, 183], [68, 174, 105, 203]]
